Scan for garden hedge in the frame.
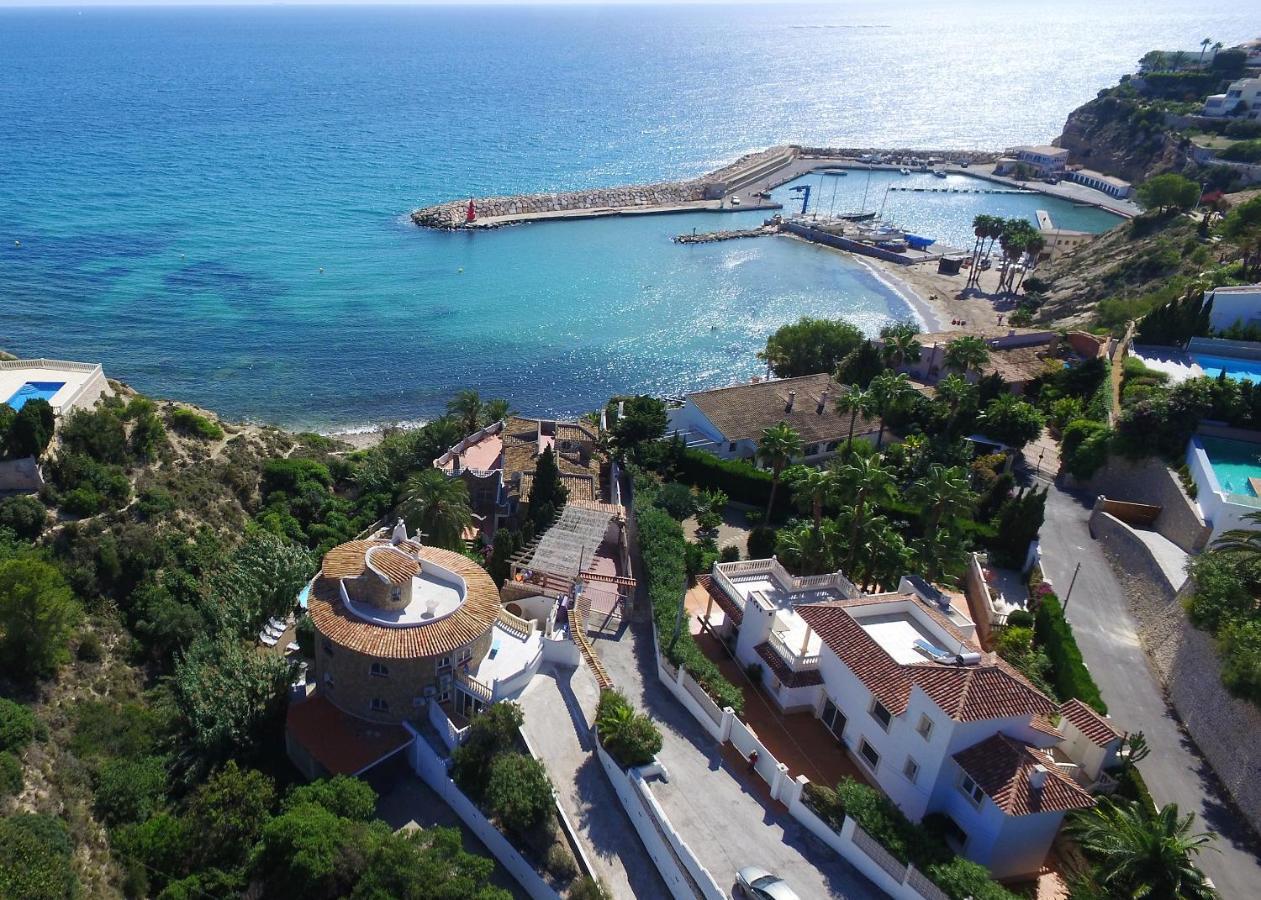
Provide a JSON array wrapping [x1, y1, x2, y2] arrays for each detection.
[[635, 504, 743, 713], [673, 449, 791, 515], [1034, 593, 1107, 713]]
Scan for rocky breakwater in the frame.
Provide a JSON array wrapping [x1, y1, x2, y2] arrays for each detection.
[[411, 145, 797, 230]]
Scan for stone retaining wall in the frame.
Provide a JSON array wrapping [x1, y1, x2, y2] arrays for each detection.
[[1089, 509, 1261, 837], [412, 145, 796, 229], [1080, 455, 1210, 552]]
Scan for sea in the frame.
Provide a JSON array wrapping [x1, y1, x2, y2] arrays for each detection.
[[0, 1, 1253, 431]]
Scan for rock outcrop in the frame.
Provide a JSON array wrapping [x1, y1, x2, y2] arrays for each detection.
[[1054, 94, 1187, 184]]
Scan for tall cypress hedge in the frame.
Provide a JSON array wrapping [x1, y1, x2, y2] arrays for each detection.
[[1034, 593, 1107, 713], [635, 504, 743, 713]]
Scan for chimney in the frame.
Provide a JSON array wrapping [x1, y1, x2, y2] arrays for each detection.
[[786, 390, 796, 412], [391, 518, 408, 545], [817, 390, 829, 414], [1029, 764, 1049, 791]]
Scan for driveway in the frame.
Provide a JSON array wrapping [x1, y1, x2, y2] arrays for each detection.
[[594, 613, 882, 900], [1040, 482, 1261, 897], [517, 664, 669, 900]]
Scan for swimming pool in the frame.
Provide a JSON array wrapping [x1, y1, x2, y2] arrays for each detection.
[[4, 381, 65, 411], [1199, 435, 1261, 496], [1191, 354, 1261, 385]]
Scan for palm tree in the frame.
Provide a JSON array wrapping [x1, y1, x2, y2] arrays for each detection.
[[1209, 509, 1261, 559], [1070, 800, 1216, 900], [399, 468, 474, 550], [910, 463, 974, 537], [446, 389, 484, 434], [835, 387, 874, 450], [867, 371, 916, 448], [1199, 38, 1212, 65], [943, 336, 990, 377], [756, 422, 801, 520], [834, 454, 897, 570], [879, 322, 922, 369], [785, 465, 837, 531], [1014, 234, 1046, 294], [775, 519, 842, 576], [482, 398, 511, 425], [936, 373, 974, 428]]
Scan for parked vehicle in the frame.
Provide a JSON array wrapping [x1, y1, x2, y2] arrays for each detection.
[[735, 866, 800, 900]]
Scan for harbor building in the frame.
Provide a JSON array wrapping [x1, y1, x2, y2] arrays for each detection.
[[996, 146, 1070, 178], [1065, 168, 1132, 199]]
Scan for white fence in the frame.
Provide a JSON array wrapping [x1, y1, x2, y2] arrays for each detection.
[[594, 737, 725, 900], [427, 698, 468, 752], [786, 793, 948, 900], [404, 722, 560, 900]]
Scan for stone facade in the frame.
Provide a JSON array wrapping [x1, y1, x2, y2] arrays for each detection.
[[1089, 509, 1261, 837], [314, 626, 493, 725]]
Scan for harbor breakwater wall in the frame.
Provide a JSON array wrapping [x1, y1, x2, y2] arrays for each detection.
[[799, 146, 1000, 164], [412, 145, 798, 229]]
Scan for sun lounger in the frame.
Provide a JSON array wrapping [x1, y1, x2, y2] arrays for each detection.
[[259, 633, 280, 647], [267, 618, 287, 631], [285, 641, 300, 653]]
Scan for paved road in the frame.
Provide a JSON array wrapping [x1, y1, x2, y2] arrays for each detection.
[[518, 664, 669, 900], [593, 613, 882, 900], [1040, 482, 1261, 898]]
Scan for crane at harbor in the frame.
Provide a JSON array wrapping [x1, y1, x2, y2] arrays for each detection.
[[788, 184, 811, 216]]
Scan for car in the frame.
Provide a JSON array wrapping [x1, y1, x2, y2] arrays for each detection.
[[729, 196, 742, 206], [735, 866, 800, 900]]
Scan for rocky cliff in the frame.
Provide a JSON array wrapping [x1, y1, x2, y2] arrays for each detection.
[[1054, 93, 1187, 184]]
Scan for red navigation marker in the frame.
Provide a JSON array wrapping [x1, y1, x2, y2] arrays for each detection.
[[466, 199, 477, 222]]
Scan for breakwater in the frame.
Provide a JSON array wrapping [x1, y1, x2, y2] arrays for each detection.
[[673, 225, 776, 245], [411, 145, 797, 230]]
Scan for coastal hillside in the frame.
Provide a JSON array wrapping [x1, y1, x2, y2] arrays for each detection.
[[1055, 93, 1185, 184]]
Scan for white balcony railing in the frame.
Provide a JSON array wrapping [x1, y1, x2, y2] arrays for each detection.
[[768, 629, 820, 671]]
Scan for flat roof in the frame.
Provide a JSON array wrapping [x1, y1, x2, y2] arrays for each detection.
[[1018, 145, 1069, 157], [853, 609, 950, 664], [0, 359, 102, 413]]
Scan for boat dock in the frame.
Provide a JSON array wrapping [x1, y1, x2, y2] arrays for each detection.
[[887, 186, 1034, 195], [673, 225, 776, 244]]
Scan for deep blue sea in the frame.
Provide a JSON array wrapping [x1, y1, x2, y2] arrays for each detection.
[[0, 2, 1252, 430]]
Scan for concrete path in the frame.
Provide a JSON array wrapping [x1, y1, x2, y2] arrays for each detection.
[[1130, 526, 1190, 591], [593, 612, 882, 900], [1040, 482, 1261, 898], [517, 664, 668, 900]]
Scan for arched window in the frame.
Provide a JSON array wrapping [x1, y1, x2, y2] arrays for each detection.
[[370, 698, 389, 713], [370, 662, 389, 678]]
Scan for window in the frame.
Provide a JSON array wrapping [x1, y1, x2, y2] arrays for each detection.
[[438, 655, 452, 671], [903, 757, 919, 783], [916, 714, 933, 741], [390, 587, 402, 602], [727, 442, 737, 453], [459, 646, 473, 662], [370, 662, 389, 678], [322, 639, 334, 656], [370, 698, 389, 713], [869, 699, 892, 731], [859, 739, 880, 771], [960, 773, 985, 807], [437, 688, 450, 703], [821, 699, 846, 741]]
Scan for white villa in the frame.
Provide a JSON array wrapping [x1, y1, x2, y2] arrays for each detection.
[[700, 558, 1124, 880], [0, 357, 109, 418], [1205, 283, 1261, 332], [666, 374, 880, 463], [1203, 76, 1261, 119]]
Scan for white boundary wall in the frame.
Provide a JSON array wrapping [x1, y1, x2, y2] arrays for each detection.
[[403, 722, 560, 900], [594, 738, 725, 900]]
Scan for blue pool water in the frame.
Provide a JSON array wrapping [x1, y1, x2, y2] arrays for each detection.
[[297, 584, 311, 611], [1193, 354, 1261, 385], [5, 381, 65, 411], [1, 3, 1251, 430], [1199, 436, 1261, 496]]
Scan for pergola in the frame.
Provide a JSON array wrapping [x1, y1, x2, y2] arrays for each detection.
[[523, 503, 617, 579]]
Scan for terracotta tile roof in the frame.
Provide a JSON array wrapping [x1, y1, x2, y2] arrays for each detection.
[[685, 374, 880, 445], [364, 545, 421, 584], [518, 471, 596, 502], [1059, 698, 1124, 747], [285, 694, 412, 776], [953, 733, 1094, 816], [698, 574, 742, 625], [796, 600, 1054, 723], [557, 422, 598, 444], [755, 642, 824, 688], [321, 540, 375, 579], [309, 542, 500, 659]]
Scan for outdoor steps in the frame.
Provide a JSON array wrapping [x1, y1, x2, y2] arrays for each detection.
[[569, 598, 613, 691]]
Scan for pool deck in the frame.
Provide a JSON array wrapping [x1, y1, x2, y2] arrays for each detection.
[[0, 358, 109, 415]]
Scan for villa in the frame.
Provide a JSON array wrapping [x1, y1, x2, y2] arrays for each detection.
[[1203, 76, 1261, 118], [699, 558, 1122, 880], [0, 357, 109, 418], [666, 374, 881, 462], [286, 521, 547, 779], [435, 415, 604, 537], [1205, 283, 1261, 332], [897, 329, 1106, 393]]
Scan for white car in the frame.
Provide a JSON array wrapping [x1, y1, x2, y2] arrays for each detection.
[[735, 866, 800, 900], [730, 196, 742, 206]]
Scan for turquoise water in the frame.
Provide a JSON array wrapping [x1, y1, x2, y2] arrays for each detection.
[[1200, 436, 1261, 496], [0, 3, 1252, 430], [5, 381, 65, 411], [1193, 354, 1261, 385]]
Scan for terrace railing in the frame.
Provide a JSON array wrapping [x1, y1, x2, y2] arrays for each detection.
[[455, 670, 493, 704], [768, 629, 820, 671]]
